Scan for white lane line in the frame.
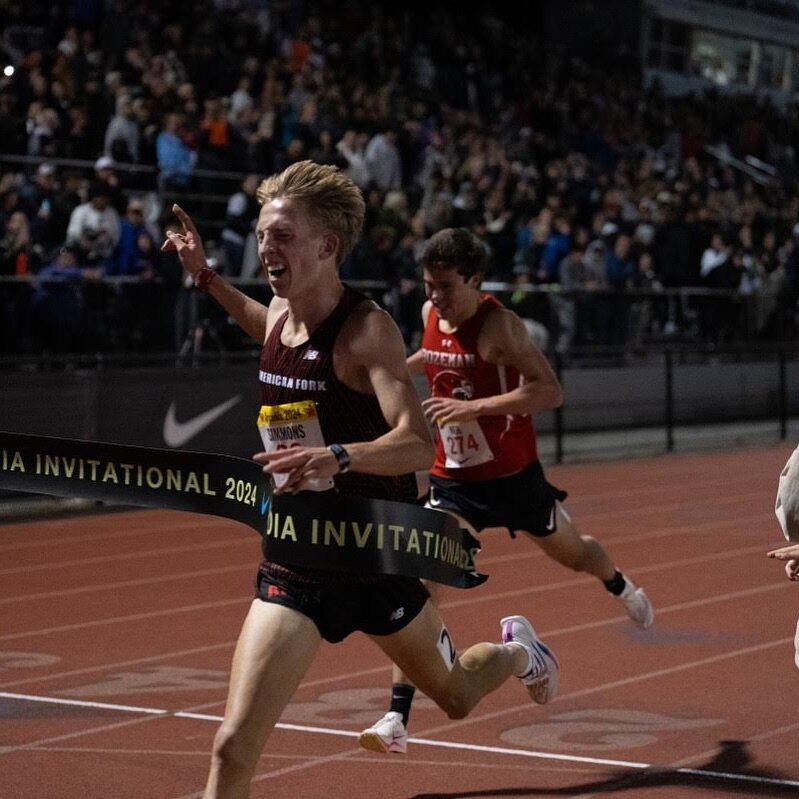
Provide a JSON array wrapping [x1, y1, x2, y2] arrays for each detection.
[[0, 562, 252, 606], [0, 515, 226, 553], [1, 691, 798, 790], [0, 596, 247, 643], [0, 537, 253, 577]]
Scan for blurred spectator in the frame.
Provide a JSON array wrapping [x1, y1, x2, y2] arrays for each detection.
[[365, 124, 401, 190], [220, 174, 261, 277], [0, 211, 33, 276], [539, 214, 572, 284], [0, 210, 34, 355], [308, 129, 347, 168], [578, 238, 609, 345], [601, 232, 635, 346], [508, 264, 552, 351], [629, 251, 663, 353], [65, 183, 121, 268], [19, 163, 70, 260], [451, 180, 481, 229], [109, 198, 159, 351], [112, 198, 156, 277], [103, 93, 141, 163], [336, 130, 372, 188], [699, 231, 733, 342], [0, 93, 27, 154], [93, 156, 127, 214], [31, 246, 100, 354], [555, 240, 588, 353], [198, 96, 233, 173], [700, 231, 731, 280], [378, 190, 410, 241], [63, 104, 95, 160], [156, 112, 195, 190], [26, 104, 60, 158], [228, 76, 254, 124]]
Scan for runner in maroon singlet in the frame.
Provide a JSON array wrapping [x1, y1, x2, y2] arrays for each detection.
[[361, 227, 654, 755], [162, 163, 560, 797]]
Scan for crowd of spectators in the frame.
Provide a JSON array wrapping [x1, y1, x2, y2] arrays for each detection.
[[1, 0, 799, 360]]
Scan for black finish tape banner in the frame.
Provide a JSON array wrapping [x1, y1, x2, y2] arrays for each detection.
[[0, 432, 486, 588]]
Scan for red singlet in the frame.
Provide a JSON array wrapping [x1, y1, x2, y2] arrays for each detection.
[[421, 294, 538, 481]]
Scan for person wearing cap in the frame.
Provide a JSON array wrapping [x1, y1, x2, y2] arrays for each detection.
[[94, 156, 126, 214], [768, 444, 799, 669]]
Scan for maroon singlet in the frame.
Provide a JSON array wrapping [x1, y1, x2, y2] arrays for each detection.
[[258, 286, 417, 581]]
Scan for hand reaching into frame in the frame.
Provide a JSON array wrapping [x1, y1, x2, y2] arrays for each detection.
[[767, 542, 799, 581]]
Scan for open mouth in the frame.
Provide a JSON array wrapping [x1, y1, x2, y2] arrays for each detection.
[[266, 264, 287, 278]]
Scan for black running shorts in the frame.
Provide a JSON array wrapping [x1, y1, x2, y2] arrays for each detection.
[[428, 459, 568, 538], [255, 567, 430, 643]]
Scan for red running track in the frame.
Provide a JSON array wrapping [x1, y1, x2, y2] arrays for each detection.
[[1, 444, 798, 799]]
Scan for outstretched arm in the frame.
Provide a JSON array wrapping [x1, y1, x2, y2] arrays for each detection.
[[767, 543, 799, 581], [162, 204, 269, 343]]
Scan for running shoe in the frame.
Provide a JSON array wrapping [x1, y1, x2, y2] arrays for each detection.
[[358, 711, 408, 754], [500, 615, 560, 704], [618, 579, 654, 629]]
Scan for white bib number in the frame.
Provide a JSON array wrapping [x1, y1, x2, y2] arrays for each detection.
[[440, 420, 494, 469], [257, 400, 333, 492]]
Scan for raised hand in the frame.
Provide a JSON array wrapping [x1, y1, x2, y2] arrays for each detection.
[[161, 204, 209, 279]]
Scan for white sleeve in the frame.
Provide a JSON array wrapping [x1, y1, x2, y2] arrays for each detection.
[[776, 445, 799, 542]]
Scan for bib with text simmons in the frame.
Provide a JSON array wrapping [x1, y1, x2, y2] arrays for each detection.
[[257, 400, 333, 492]]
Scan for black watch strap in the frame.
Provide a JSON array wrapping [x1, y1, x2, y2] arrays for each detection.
[[328, 443, 351, 473]]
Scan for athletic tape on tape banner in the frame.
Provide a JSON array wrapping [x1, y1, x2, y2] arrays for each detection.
[[0, 432, 487, 588]]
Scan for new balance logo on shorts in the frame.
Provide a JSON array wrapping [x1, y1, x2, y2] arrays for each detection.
[[390, 607, 404, 621]]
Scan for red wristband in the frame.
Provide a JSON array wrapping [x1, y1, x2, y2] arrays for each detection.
[[194, 266, 218, 292]]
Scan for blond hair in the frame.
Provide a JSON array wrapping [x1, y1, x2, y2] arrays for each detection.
[[257, 160, 365, 265]]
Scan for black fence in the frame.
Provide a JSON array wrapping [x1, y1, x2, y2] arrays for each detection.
[[1, 272, 795, 369], [0, 343, 795, 471]]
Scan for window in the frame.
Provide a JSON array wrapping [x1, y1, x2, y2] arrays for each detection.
[[689, 30, 752, 86]]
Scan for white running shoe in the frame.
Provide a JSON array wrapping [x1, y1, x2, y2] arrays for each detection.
[[358, 711, 408, 754], [619, 579, 654, 629], [500, 615, 560, 704]]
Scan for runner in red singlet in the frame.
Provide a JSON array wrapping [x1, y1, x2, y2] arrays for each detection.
[[163, 165, 560, 797], [360, 227, 654, 755]]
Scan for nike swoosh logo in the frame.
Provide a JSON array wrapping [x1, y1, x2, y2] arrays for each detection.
[[163, 396, 242, 447], [545, 505, 556, 532]]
